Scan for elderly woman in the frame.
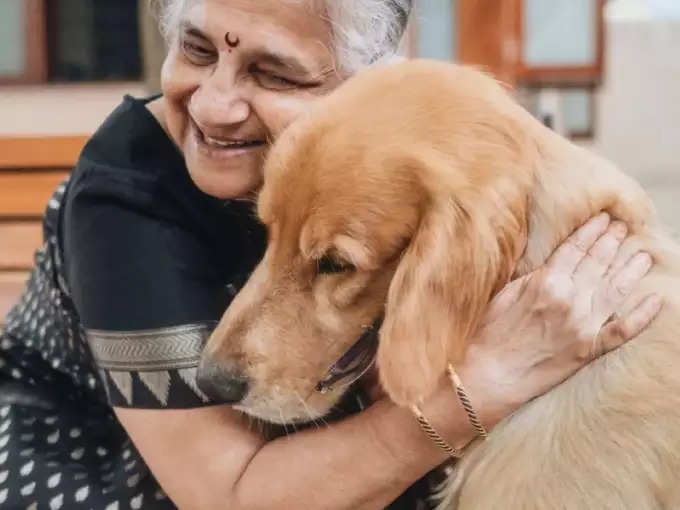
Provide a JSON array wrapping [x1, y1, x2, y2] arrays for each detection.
[[0, 1, 661, 509]]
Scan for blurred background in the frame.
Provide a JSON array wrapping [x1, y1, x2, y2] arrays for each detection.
[[1, 0, 679, 326]]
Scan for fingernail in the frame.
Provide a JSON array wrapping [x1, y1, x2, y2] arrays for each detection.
[[643, 294, 664, 319], [634, 252, 653, 269], [649, 294, 663, 310], [610, 221, 628, 239], [598, 212, 611, 224]]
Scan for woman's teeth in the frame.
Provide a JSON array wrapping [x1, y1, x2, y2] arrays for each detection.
[[204, 135, 262, 148]]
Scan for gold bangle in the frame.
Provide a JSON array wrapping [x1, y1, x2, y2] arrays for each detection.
[[410, 404, 462, 458], [447, 364, 488, 439]]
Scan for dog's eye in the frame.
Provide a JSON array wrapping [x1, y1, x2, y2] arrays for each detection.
[[317, 256, 353, 275]]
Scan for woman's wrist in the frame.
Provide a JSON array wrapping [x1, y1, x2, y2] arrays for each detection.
[[408, 374, 483, 458], [452, 349, 527, 431]]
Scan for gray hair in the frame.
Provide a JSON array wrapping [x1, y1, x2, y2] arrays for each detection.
[[153, 0, 412, 75]]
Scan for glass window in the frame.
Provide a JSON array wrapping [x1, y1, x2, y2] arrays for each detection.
[[47, 0, 141, 81], [0, 0, 28, 78], [563, 88, 593, 137], [416, 0, 457, 61], [524, 0, 598, 67]]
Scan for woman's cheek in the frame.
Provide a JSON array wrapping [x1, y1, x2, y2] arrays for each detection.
[[256, 93, 322, 138], [161, 52, 204, 103], [161, 53, 205, 147]]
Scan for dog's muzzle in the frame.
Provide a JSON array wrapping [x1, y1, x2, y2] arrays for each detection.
[[197, 357, 250, 404], [316, 318, 382, 394]]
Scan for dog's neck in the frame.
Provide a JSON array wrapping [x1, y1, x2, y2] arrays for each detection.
[[515, 134, 655, 277]]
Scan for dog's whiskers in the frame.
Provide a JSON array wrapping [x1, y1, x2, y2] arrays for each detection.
[[295, 390, 330, 430], [273, 405, 297, 437], [270, 387, 298, 436], [277, 407, 292, 438]]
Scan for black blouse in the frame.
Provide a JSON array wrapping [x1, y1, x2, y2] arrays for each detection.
[[61, 95, 266, 409]]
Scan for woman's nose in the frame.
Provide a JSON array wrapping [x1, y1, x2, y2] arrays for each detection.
[[190, 75, 251, 129]]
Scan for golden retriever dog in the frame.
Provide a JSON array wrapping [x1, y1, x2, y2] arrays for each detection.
[[199, 59, 680, 508]]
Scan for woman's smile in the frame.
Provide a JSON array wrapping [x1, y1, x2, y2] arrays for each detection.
[[189, 117, 266, 162]]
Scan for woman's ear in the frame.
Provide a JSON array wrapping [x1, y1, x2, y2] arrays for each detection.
[[377, 195, 526, 407]]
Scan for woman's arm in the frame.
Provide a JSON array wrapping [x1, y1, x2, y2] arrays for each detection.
[[116, 393, 473, 510], [116, 213, 661, 510]]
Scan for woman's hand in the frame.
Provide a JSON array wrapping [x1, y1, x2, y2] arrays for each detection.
[[459, 212, 663, 428]]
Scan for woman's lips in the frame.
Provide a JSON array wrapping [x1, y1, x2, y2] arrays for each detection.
[[203, 134, 265, 149], [190, 121, 266, 159]]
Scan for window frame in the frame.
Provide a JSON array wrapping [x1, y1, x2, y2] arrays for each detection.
[[563, 86, 597, 140], [454, 0, 605, 87], [515, 0, 606, 86]]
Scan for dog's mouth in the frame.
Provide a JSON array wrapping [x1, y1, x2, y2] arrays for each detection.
[[315, 318, 382, 394], [223, 319, 382, 425]]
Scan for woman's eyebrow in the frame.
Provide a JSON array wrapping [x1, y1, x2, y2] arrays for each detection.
[[180, 22, 212, 43]]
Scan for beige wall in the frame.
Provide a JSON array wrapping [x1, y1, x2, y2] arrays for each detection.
[[580, 18, 680, 233], [584, 19, 680, 182], [0, 82, 148, 137]]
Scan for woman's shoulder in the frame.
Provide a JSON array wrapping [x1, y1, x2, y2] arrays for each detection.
[[74, 95, 181, 182], [144, 95, 167, 131], [62, 95, 196, 234]]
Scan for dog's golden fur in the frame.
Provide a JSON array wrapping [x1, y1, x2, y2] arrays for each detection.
[[203, 60, 680, 508]]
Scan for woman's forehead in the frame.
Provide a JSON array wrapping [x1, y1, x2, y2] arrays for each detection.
[[184, 0, 328, 38], [183, 0, 333, 64]]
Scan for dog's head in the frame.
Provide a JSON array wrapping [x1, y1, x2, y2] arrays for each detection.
[[198, 61, 535, 423]]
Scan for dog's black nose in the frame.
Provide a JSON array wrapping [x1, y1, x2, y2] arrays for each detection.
[[197, 358, 249, 404]]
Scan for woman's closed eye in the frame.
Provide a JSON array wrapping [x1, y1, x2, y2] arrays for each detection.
[[181, 38, 217, 65], [250, 65, 320, 91]]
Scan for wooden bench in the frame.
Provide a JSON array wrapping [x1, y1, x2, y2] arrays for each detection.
[[0, 222, 43, 323], [0, 135, 86, 328], [0, 271, 30, 324]]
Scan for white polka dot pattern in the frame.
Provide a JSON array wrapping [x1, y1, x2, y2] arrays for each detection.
[[47, 472, 61, 489], [49, 493, 63, 510], [75, 485, 89, 502], [20, 482, 36, 496], [0, 402, 173, 508], [0, 178, 176, 508]]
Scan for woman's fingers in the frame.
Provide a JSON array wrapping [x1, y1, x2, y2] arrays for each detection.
[[481, 273, 535, 326], [606, 252, 654, 305], [547, 213, 611, 275], [591, 250, 652, 330], [573, 221, 628, 283], [595, 294, 663, 356]]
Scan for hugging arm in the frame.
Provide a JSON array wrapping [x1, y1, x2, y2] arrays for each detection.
[[457, 213, 661, 424], [115, 399, 470, 510]]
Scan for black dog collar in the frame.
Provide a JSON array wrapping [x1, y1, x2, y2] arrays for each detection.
[[316, 318, 383, 394]]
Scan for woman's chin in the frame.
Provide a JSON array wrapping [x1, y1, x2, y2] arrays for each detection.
[[186, 154, 263, 199]]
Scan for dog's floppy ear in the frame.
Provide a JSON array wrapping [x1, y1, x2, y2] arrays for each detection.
[[377, 192, 527, 406]]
